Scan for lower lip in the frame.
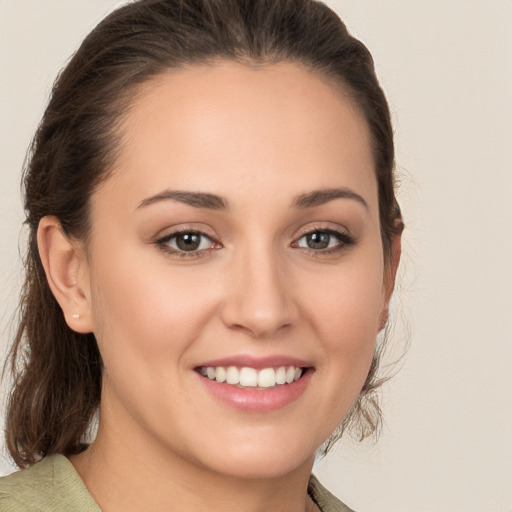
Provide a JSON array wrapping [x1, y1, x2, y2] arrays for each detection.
[[197, 369, 313, 412]]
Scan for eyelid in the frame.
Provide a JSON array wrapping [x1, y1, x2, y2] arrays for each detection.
[[293, 223, 352, 241]]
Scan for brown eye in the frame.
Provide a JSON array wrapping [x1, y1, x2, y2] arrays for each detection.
[[305, 232, 331, 250], [293, 229, 354, 253], [175, 232, 202, 251], [160, 231, 215, 253]]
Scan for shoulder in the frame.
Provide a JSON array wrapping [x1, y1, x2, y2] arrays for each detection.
[[308, 474, 357, 512], [0, 455, 100, 512]]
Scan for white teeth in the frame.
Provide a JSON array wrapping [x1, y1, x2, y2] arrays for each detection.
[[275, 366, 287, 385], [239, 367, 258, 387], [226, 366, 240, 385], [215, 366, 226, 383], [285, 366, 296, 384], [199, 365, 304, 388], [258, 368, 276, 388]]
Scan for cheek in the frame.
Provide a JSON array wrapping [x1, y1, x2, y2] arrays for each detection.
[[305, 252, 385, 333], [87, 250, 224, 439], [298, 251, 386, 387], [87, 246, 218, 376]]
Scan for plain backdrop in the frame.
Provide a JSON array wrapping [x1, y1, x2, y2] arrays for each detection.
[[1, 1, 511, 511]]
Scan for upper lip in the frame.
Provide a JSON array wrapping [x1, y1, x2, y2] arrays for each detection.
[[195, 354, 313, 370]]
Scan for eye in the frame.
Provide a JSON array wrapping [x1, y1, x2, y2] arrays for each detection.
[[157, 230, 219, 255], [292, 228, 354, 252]]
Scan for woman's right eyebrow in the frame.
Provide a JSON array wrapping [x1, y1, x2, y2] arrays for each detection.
[[136, 190, 228, 211]]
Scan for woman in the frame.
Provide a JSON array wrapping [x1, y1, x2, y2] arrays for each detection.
[[0, 0, 403, 510]]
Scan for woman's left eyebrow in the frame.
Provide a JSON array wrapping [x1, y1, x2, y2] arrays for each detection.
[[293, 188, 368, 210], [136, 190, 228, 211]]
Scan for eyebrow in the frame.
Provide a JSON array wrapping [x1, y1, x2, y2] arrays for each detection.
[[137, 190, 228, 210], [293, 188, 368, 210], [137, 187, 368, 212]]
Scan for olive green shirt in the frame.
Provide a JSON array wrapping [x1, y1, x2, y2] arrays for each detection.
[[0, 455, 355, 511]]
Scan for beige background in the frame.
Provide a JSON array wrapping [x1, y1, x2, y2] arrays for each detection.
[[1, 1, 511, 511]]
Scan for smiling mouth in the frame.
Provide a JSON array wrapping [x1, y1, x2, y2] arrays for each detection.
[[196, 365, 306, 389]]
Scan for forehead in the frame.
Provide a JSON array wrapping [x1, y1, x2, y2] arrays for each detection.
[[101, 60, 377, 212]]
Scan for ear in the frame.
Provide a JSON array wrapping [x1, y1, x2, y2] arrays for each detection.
[[37, 216, 94, 334], [379, 228, 403, 330]]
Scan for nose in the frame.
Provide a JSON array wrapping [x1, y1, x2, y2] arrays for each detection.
[[220, 245, 298, 338]]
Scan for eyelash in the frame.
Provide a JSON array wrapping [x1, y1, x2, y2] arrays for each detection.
[[155, 227, 355, 259]]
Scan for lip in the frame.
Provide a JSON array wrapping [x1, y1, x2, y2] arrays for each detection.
[[195, 355, 314, 412], [195, 354, 313, 370]]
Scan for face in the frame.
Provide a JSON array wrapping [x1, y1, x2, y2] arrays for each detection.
[[81, 61, 392, 479]]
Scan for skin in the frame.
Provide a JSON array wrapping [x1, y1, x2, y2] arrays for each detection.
[[39, 61, 400, 511]]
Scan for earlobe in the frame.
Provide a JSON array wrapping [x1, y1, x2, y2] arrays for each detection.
[[37, 216, 94, 334]]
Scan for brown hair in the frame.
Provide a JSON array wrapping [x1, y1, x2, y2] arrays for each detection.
[[5, 0, 402, 468]]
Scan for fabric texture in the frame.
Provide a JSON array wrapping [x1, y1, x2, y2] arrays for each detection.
[[0, 454, 355, 511], [0, 455, 100, 512], [308, 474, 356, 512]]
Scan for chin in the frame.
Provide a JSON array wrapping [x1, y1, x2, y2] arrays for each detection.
[[190, 430, 321, 480]]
